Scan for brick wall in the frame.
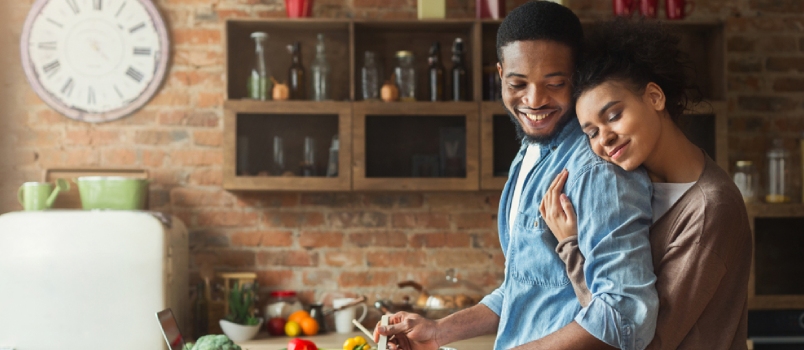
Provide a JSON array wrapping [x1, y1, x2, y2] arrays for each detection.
[[1, 0, 802, 324]]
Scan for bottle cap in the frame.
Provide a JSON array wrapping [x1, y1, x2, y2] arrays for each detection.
[[736, 160, 752, 167], [429, 42, 441, 56], [396, 50, 413, 57], [251, 32, 268, 40]]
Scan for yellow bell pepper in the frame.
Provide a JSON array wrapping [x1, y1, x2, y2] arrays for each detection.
[[343, 336, 369, 350]]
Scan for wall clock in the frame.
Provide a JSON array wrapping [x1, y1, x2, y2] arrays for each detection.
[[20, 0, 170, 123]]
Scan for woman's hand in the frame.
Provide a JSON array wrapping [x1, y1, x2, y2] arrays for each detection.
[[539, 169, 578, 241]]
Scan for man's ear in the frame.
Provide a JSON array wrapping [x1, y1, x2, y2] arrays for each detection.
[[645, 82, 666, 112], [497, 62, 503, 80]]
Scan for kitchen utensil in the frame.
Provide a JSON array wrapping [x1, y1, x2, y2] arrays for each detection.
[[285, 0, 313, 17], [397, 269, 484, 319], [17, 178, 68, 210], [638, 0, 658, 18], [476, 0, 505, 19], [333, 297, 367, 333], [309, 303, 327, 333], [44, 168, 148, 209], [76, 176, 149, 210], [666, 0, 694, 19], [378, 315, 389, 350], [613, 0, 637, 16], [352, 319, 377, 344]]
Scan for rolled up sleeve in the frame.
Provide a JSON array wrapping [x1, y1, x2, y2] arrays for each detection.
[[566, 163, 658, 350], [480, 285, 504, 316]]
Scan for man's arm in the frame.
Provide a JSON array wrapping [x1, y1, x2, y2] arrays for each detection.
[[512, 321, 615, 350], [374, 304, 499, 350]]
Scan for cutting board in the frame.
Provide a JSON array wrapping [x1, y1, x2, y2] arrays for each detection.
[[43, 168, 149, 209]]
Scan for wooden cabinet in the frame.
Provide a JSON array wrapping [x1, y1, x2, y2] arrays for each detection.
[[223, 18, 726, 192]]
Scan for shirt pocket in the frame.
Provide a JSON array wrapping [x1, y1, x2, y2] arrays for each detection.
[[509, 212, 571, 287]]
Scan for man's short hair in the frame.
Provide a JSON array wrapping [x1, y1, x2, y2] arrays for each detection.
[[496, 1, 583, 63]]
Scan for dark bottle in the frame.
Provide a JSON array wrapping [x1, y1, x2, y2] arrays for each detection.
[[287, 42, 306, 100], [451, 38, 468, 101], [427, 42, 445, 102], [193, 282, 209, 338]]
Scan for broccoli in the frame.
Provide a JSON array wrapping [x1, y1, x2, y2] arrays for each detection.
[[185, 334, 242, 350]]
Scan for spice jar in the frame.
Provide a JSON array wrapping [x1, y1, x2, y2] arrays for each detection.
[[265, 290, 303, 319], [733, 160, 758, 203], [766, 138, 793, 203], [394, 51, 416, 102]]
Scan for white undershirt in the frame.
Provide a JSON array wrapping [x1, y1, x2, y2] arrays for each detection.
[[509, 144, 540, 232], [651, 182, 695, 223]]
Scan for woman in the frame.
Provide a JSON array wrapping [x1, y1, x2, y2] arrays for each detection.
[[539, 20, 752, 349]]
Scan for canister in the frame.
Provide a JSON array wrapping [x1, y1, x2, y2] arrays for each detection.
[[418, 0, 445, 19]]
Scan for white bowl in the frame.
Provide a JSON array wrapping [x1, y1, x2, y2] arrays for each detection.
[[219, 318, 264, 342]]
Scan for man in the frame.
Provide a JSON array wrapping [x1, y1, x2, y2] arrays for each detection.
[[375, 2, 658, 349]]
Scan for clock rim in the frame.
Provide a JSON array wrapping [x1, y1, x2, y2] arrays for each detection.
[[20, 0, 171, 123]]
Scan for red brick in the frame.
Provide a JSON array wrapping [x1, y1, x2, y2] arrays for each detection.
[[194, 130, 223, 147], [767, 57, 804, 72], [231, 230, 293, 247], [174, 29, 222, 45], [189, 169, 224, 186], [471, 232, 501, 249], [428, 193, 489, 210], [728, 57, 762, 73], [187, 111, 221, 127], [171, 150, 224, 166], [193, 250, 256, 269], [174, 48, 225, 67], [328, 212, 387, 228], [236, 193, 299, 208], [189, 229, 230, 248], [410, 232, 471, 248], [197, 92, 224, 108], [738, 96, 798, 112], [349, 231, 408, 248], [257, 251, 318, 267], [454, 213, 496, 229], [338, 271, 397, 288], [301, 194, 362, 207], [303, 270, 336, 286], [773, 77, 804, 92], [216, 8, 251, 19], [324, 250, 365, 267], [727, 36, 754, 52], [64, 129, 121, 146], [256, 270, 296, 288], [262, 212, 325, 228], [142, 150, 166, 167], [171, 188, 234, 207], [354, 0, 408, 8], [757, 36, 798, 52], [171, 70, 222, 87], [134, 130, 189, 145], [197, 211, 258, 227], [150, 91, 191, 106], [392, 213, 450, 228], [299, 231, 344, 248], [429, 250, 494, 268], [101, 149, 137, 166], [367, 251, 426, 268]]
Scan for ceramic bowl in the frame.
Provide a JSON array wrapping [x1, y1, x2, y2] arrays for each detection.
[[219, 318, 264, 342]]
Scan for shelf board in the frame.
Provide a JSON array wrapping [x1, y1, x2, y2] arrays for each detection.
[[354, 101, 478, 115], [224, 100, 352, 113], [746, 202, 804, 218]]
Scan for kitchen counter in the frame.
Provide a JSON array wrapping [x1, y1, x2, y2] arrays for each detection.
[[237, 332, 496, 350]]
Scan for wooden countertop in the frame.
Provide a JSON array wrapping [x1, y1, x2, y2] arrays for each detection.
[[236, 332, 496, 350]]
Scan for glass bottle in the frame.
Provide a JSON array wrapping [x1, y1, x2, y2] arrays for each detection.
[[395, 51, 416, 102], [248, 32, 271, 100], [766, 138, 792, 203], [451, 38, 467, 101], [428, 42, 445, 102], [287, 42, 305, 100], [733, 160, 758, 203], [310, 33, 330, 101], [271, 136, 285, 176], [326, 135, 339, 177], [361, 51, 380, 101], [300, 136, 316, 176], [237, 137, 250, 176]]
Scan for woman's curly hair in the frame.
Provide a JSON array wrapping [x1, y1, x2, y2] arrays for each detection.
[[574, 18, 702, 121]]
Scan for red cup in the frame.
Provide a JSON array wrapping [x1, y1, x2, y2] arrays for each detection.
[[612, 0, 637, 17], [639, 0, 658, 18], [285, 0, 313, 18], [666, 0, 695, 20], [476, 0, 506, 19]]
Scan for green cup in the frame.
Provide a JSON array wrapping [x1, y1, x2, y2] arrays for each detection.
[[18, 182, 53, 211]]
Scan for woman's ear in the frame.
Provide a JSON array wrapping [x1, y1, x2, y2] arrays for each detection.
[[644, 82, 666, 112]]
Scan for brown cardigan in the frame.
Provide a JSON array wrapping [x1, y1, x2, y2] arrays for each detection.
[[556, 156, 751, 349]]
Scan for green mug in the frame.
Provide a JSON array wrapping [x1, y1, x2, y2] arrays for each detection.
[[17, 179, 70, 211]]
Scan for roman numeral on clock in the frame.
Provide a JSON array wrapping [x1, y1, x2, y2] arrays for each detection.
[[61, 77, 75, 97], [38, 41, 57, 50], [93, 0, 102, 11], [126, 67, 144, 82], [133, 47, 152, 56], [43, 60, 60, 77], [129, 22, 145, 34], [66, 0, 80, 14]]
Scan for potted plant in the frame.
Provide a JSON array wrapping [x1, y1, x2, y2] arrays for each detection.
[[219, 281, 263, 342]]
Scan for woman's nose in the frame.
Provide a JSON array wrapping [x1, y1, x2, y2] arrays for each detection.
[[599, 128, 616, 147]]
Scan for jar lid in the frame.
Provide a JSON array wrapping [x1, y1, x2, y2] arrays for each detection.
[[270, 290, 297, 297], [396, 50, 413, 57], [736, 160, 752, 166]]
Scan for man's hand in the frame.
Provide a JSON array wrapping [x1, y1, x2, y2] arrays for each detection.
[[373, 312, 440, 350]]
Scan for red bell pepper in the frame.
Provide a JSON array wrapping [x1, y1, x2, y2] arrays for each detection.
[[288, 338, 318, 350]]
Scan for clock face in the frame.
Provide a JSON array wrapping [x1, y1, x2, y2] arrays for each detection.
[[21, 0, 170, 123]]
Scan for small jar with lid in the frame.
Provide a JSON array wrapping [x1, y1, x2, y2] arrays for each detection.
[[265, 290, 303, 319], [766, 139, 793, 203], [394, 50, 417, 101], [733, 160, 758, 203]]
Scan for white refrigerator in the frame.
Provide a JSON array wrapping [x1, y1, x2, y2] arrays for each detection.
[[0, 211, 189, 350]]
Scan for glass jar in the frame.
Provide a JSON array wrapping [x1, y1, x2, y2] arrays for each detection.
[[766, 138, 793, 203], [394, 51, 416, 102], [248, 32, 271, 100], [265, 290, 302, 319], [733, 160, 758, 203], [361, 51, 379, 100]]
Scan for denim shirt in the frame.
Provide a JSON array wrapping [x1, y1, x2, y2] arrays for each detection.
[[479, 119, 658, 350]]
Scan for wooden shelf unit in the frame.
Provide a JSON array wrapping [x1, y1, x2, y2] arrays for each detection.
[[223, 18, 726, 192]]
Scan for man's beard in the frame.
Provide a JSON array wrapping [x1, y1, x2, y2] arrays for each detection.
[[504, 102, 573, 144]]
